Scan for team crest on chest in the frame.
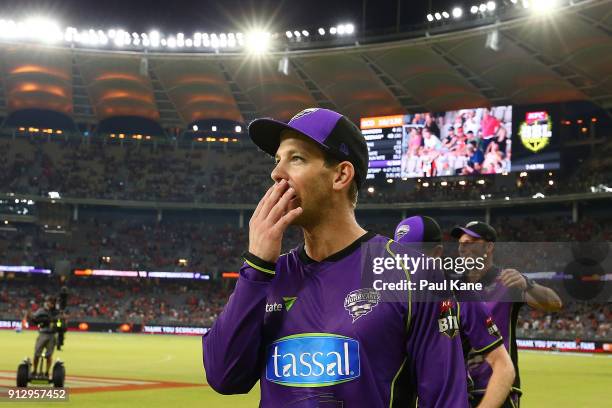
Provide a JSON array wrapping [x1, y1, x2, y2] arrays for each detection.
[[344, 288, 380, 323]]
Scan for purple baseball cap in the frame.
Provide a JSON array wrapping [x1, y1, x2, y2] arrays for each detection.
[[451, 221, 497, 242], [395, 215, 442, 244], [248, 108, 369, 188]]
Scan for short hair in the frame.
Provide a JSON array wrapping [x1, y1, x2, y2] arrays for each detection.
[[323, 152, 359, 208]]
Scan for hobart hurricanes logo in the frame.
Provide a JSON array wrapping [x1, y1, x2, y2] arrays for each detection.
[[438, 299, 459, 338], [519, 111, 552, 153], [290, 108, 319, 122], [344, 288, 380, 322], [395, 224, 411, 240], [265, 333, 360, 386]]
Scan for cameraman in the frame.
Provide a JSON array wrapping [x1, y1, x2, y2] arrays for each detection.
[[30, 295, 59, 377]]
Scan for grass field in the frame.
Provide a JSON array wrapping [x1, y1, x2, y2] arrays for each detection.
[[1, 330, 609, 407]]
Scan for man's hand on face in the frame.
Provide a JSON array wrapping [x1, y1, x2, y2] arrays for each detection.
[[248, 179, 303, 263]]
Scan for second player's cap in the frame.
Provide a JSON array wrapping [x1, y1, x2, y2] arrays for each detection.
[[248, 108, 369, 188], [451, 221, 497, 242], [395, 215, 442, 244]]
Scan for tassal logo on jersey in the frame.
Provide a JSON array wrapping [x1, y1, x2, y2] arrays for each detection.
[[265, 333, 360, 387], [438, 300, 459, 338]]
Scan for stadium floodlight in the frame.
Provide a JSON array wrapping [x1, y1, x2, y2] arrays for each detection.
[[302, 30, 309, 37], [471, 5, 479, 13], [318, 27, 325, 35], [440, 181, 448, 186], [98, 30, 108, 45], [532, 0, 557, 13], [442, 11, 450, 18], [386, 178, 393, 184], [149, 30, 160, 47], [422, 182, 430, 187], [228, 35, 236, 47], [192, 125, 199, 131], [161, 38, 167, 46], [211, 33, 219, 48], [235, 125, 242, 133], [427, 14, 434, 22], [487, 1, 496, 11], [479, 4, 487, 12], [367, 186, 375, 194], [434, 12, 442, 20], [219, 33, 228, 47], [338, 25, 346, 34], [185, 39, 192, 47], [345, 24, 354, 34], [330, 26, 337, 34], [167, 36, 177, 48], [286, 30, 292, 38], [23, 17, 63, 43], [452, 7, 463, 18], [245, 30, 271, 55], [212, 125, 217, 132], [294, 30, 301, 37]]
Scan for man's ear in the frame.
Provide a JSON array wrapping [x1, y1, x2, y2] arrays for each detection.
[[331, 161, 355, 192]]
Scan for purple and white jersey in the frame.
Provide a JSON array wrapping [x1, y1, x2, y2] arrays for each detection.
[[203, 232, 469, 407]]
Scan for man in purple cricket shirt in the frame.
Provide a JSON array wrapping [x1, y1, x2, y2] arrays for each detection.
[[451, 221, 563, 407], [394, 216, 515, 408], [202, 108, 469, 407]]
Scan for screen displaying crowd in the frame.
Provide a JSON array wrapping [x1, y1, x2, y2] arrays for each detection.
[[401, 106, 512, 177]]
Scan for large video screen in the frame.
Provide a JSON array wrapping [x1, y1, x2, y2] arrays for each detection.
[[361, 106, 514, 179]]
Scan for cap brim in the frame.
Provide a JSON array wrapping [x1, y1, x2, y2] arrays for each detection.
[[248, 118, 329, 157], [450, 226, 482, 239]]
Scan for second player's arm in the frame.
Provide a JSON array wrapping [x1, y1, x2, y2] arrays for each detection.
[[476, 346, 515, 408], [500, 269, 563, 312]]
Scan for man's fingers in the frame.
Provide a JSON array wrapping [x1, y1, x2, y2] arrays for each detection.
[[259, 179, 289, 218], [503, 276, 522, 288], [268, 186, 296, 223], [252, 185, 274, 220], [273, 207, 303, 232]]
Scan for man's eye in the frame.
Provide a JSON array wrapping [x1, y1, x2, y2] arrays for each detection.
[[291, 156, 303, 161]]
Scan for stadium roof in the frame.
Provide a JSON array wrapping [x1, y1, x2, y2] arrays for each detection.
[[0, 0, 609, 130]]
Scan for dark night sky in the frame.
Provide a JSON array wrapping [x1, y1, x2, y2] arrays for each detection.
[[0, 0, 472, 34]]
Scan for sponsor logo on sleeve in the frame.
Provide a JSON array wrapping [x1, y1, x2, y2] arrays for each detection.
[[438, 299, 459, 338], [265, 333, 360, 387], [486, 316, 501, 337]]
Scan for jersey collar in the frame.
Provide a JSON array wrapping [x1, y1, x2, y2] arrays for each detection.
[[298, 231, 377, 265]]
